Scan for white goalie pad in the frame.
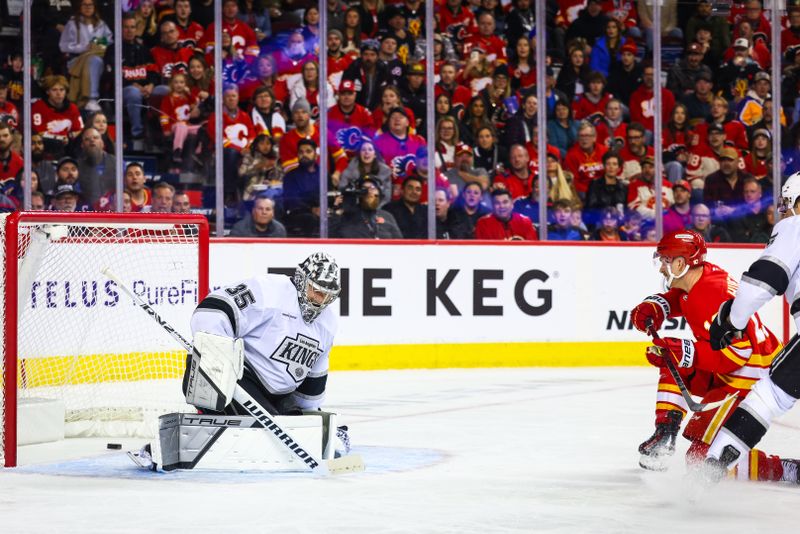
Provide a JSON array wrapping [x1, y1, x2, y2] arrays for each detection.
[[150, 412, 337, 472], [185, 332, 244, 411]]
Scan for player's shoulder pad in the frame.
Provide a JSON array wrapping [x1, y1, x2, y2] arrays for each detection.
[[245, 274, 297, 311]]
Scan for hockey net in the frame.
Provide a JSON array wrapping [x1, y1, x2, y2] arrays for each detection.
[[0, 212, 209, 467]]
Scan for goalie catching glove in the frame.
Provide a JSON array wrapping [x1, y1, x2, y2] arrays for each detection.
[[182, 331, 244, 411], [709, 298, 742, 351]]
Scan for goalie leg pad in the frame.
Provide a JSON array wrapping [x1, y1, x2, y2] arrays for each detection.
[[183, 332, 244, 412]]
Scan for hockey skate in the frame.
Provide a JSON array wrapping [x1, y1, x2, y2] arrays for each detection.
[[638, 411, 682, 471]]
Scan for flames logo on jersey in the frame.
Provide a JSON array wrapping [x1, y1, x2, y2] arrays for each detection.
[[269, 333, 322, 384], [392, 154, 417, 178], [336, 127, 365, 151]]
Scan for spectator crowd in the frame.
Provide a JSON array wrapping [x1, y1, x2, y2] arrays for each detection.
[[0, 0, 796, 241]]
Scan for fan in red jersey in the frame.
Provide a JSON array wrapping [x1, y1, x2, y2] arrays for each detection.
[[629, 230, 800, 483]]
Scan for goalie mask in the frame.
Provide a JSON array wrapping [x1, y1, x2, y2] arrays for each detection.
[[293, 252, 341, 323]]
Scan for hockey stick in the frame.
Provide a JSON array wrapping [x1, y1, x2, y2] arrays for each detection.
[[100, 267, 364, 475], [646, 320, 736, 412]]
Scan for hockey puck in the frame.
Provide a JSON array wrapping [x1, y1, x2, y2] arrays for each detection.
[[107, 443, 122, 450]]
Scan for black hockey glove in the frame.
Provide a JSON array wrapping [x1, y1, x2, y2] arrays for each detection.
[[709, 299, 741, 351]]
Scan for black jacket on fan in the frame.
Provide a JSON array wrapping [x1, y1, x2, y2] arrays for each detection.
[[103, 40, 160, 90]]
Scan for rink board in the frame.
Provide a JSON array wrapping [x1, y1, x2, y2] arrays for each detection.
[[211, 240, 791, 368]]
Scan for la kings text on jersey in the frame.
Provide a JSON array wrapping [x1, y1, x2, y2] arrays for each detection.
[[190, 274, 338, 410]]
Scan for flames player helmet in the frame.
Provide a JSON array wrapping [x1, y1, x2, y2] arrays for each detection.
[[655, 230, 707, 267], [779, 172, 800, 216], [293, 252, 341, 324]]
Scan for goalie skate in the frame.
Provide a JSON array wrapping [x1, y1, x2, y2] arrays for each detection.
[[638, 411, 682, 471]]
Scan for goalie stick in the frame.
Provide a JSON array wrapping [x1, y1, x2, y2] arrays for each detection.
[[100, 267, 364, 475], [646, 320, 736, 413]]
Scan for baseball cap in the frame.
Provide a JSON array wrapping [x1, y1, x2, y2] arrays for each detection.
[[621, 42, 638, 55], [360, 39, 379, 53], [547, 146, 561, 160], [54, 184, 80, 198], [719, 147, 739, 160], [387, 106, 408, 119], [339, 79, 356, 93], [56, 156, 78, 170], [734, 38, 749, 49], [456, 143, 472, 156], [640, 155, 655, 166], [406, 62, 425, 75], [686, 42, 704, 55], [754, 71, 770, 83], [707, 123, 725, 134], [673, 179, 691, 191]]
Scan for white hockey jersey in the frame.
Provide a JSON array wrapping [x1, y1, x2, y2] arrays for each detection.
[[731, 215, 800, 332], [190, 274, 338, 410]]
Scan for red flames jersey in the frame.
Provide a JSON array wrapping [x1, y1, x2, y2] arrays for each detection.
[[150, 45, 194, 80], [564, 143, 608, 194], [176, 21, 205, 51], [159, 93, 196, 134], [207, 109, 257, 152], [201, 21, 259, 59], [31, 100, 84, 143]]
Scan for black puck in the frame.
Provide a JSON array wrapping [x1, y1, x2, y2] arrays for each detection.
[[107, 443, 122, 450]]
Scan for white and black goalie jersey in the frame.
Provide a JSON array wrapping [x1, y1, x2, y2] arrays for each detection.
[[731, 215, 800, 331], [190, 274, 338, 410]]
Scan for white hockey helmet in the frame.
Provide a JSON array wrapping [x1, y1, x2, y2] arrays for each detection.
[[779, 172, 800, 216], [293, 252, 341, 323]]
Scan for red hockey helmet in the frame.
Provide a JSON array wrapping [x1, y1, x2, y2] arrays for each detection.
[[655, 230, 707, 266]]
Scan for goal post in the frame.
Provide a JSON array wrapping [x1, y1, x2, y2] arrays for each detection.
[[0, 212, 209, 467]]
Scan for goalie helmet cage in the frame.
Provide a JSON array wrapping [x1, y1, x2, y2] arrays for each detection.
[[0, 212, 209, 467]]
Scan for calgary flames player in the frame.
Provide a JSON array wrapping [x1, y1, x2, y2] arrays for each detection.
[[630, 230, 800, 482]]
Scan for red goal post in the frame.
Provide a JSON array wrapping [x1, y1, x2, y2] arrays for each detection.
[[0, 212, 209, 467]]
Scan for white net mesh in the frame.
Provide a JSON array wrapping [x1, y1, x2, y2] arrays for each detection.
[[0, 214, 207, 466]]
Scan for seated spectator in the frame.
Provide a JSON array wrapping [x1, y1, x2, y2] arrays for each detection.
[[341, 7, 366, 54], [589, 18, 627, 79], [511, 176, 541, 227], [208, 84, 257, 193], [545, 149, 581, 209], [229, 196, 287, 238], [505, 0, 535, 57], [556, 44, 591, 103], [507, 36, 536, 94], [400, 63, 427, 132], [690, 202, 731, 242], [607, 41, 643, 106], [618, 122, 654, 183], [159, 73, 201, 173], [686, 123, 726, 191], [135, 0, 159, 49], [505, 92, 536, 146], [173, 0, 205, 51], [743, 129, 771, 182], [52, 184, 84, 212], [585, 152, 627, 228], [445, 143, 489, 198], [31, 75, 84, 160], [438, 0, 478, 42], [542, 66, 569, 119], [434, 116, 460, 170], [566, 0, 608, 48], [460, 96, 494, 146], [680, 71, 715, 122], [11, 169, 41, 208], [564, 121, 607, 198], [289, 60, 336, 123], [239, 133, 284, 203], [473, 125, 507, 179], [734, 0, 771, 43], [474, 189, 538, 241], [590, 206, 626, 241], [383, 176, 428, 239], [327, 29, 357, 90], [548, 98, 581, 158], [281, 98, 347, 183], [341, 40, 393, 110], [717, 38, 761, 104], [0, 121, 23, 192], [703, 147, 753, 223], [250, 87, 286, 146], [662, 103, 691, 159], [662, 179, 693, 233], [620, 210, 645, 241], [200, 0, 259, 60], [151, 20, 195, 96], [572, 71, 611, 123], [53, 156, 81, 192], [59, 0, 113, 111], [570, 207, 591, 240], [738, 71, 772, 127], [373, 85, 416, 134], [626, 155, 674, 221], [547, 199, 585, 241], [727, 177, 771, 243], [241, 55, 288, 110], [595, 98, 628, 152], [85, 111, 115, 155], [30, 191, 46, 211], [493, 144, 534, 201], [76, 127, 115, 207], [435, 188, 472, 239], [173, 190, 192, 214], [144, 181, 175, 213], [374, 107, 427, 199], [99, 162, 150, 212], [459, 46, 494, 96], [465, 11, 508, 66], [331, 177, 403, 239], [283, 138, 323, 237], [29, 133, 57, 196], [187, 55, 214, 106], [376, 32, 405, 87], [667, 43, 713, 97], [451, 181, 491, 236], [0, 76, 19, 129], [686, 0, 730, 67], [629, 62, 675, 135], [748, 98, 786, 143], [479, 65, 512, 132], [435, 61, 472, 119], [339, 139, 393, 207], [692, 95, 748, 150]]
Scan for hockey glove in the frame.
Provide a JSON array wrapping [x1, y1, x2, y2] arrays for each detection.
[[709, 299, 742, 351], [645, 345, 668, 368], [651, 337, 696, 368], [631, 295, 671, 334]]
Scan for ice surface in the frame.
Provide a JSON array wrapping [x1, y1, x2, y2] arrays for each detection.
[[2, 367, 800, 533]]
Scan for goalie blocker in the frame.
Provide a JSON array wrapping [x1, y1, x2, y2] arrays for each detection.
[[136, 411, 352, 472]]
